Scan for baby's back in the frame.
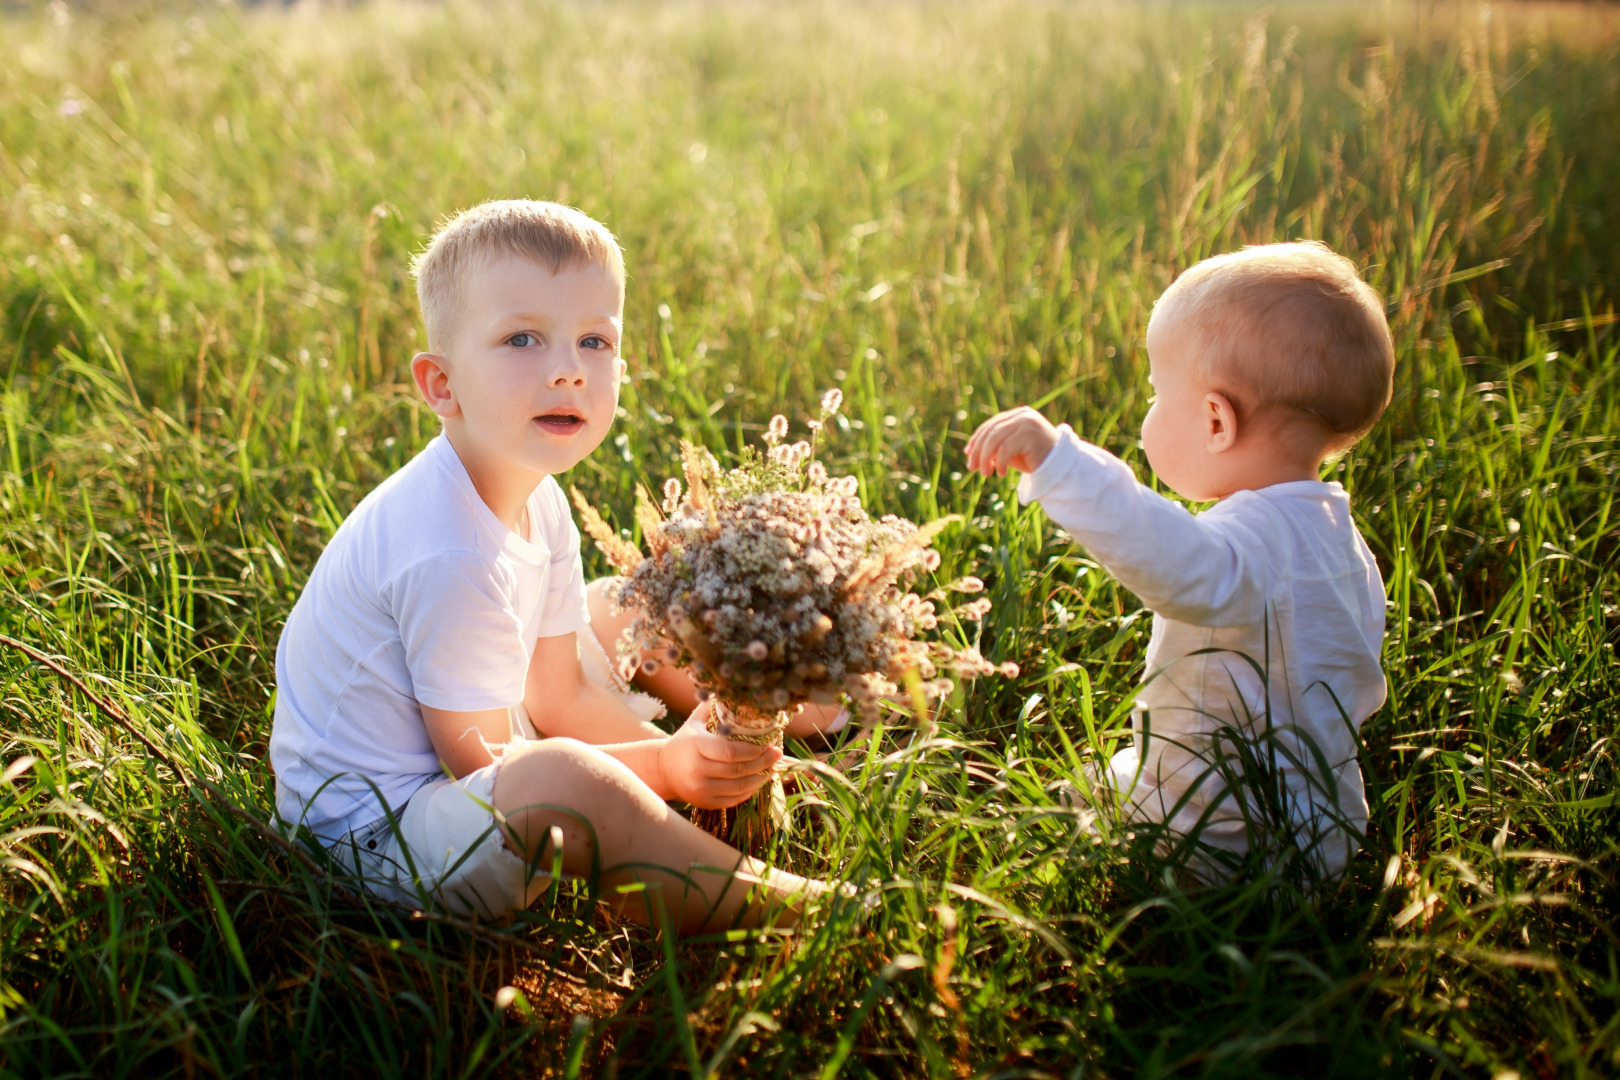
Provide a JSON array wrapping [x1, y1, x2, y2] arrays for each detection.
[[1122, 481, 1387, 875]]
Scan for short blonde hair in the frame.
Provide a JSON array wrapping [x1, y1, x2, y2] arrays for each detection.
[[411, 200, 625, 353], [1151, 241, 1394, 445]]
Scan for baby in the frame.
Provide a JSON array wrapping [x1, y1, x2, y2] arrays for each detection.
[[270, 200, 823, 929], [967, 242, 1393, 878]]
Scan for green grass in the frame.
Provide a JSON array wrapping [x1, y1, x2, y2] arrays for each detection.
[[2, 0, 1617, 1075]]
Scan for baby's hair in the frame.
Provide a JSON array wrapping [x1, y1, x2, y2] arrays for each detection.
[[411, 199, 625, 354], [1151, 241, 1394, 447]]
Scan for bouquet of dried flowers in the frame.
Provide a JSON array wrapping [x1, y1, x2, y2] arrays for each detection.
[[572, 390, 1015, 851]]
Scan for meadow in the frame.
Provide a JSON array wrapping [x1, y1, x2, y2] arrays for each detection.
[[1, 0, 1618, 1075]]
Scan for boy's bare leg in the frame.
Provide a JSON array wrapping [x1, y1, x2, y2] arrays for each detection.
[[491, 736, 821, 932], [585, 577, 845, 738]]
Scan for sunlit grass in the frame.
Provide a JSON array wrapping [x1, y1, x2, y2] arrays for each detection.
[[1, 0, 1617, 1076]]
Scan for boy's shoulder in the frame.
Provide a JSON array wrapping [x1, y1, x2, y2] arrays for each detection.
[[325, 435, 505, 583]]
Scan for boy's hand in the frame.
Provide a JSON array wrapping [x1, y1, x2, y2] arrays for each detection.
[[966, 407, 1061, 477], [656, 702, 782, 810]]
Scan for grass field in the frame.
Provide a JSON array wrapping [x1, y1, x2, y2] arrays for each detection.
[[2, 0, 1618, 1075]]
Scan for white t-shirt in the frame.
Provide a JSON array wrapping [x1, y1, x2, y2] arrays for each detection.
[[270, 434, 591, 841], [1020, 426, 1387, 876]]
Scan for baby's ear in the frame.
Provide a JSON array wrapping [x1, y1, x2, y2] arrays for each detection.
[[1204, 391, 1239, 453], [411, 352, 459, 419]]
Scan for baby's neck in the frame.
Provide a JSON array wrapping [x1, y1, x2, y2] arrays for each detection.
[[1206, 426, 1329, 500], [1217, 456, 1323, 498]]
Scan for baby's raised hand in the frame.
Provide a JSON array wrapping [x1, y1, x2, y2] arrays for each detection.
[[656, 702, 783, 810], [966, 407, 1061, 477]]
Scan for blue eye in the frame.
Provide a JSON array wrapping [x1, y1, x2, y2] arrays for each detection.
[[507, 332, 537, 348], [581, 334, 613, 351]]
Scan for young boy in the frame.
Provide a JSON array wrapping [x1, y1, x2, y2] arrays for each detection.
[[966, 242, 1393, 878], [270, 200, 822, 929]]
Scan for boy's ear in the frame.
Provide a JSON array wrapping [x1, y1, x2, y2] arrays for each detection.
[[1204, 391, 1239, 454], [411, 352, 460, 419]]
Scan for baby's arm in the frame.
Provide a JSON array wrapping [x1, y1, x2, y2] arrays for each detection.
[[970, 410, 1267, 627]]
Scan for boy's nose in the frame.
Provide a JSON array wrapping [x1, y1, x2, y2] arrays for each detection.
[[548, 351, 587, 387]]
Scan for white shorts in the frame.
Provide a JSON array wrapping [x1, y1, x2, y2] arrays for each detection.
[[331, 622, 666, 920]]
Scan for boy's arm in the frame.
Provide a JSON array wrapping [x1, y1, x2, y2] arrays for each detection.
[[594, 709, 785, 809], [420, 700, 778, 808], [971, 412, 1266, 627], [524, 632, 666, 744], [420, 703, 510, 778], [417, 632, 657, 780]]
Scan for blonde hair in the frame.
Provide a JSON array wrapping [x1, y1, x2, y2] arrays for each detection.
[[1151, 241, 1394, 446], [411, 200, 625, 353]]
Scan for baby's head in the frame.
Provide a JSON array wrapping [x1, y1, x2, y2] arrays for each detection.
[[410, 200, 627, 480], [1141, 242, 1393, 500]]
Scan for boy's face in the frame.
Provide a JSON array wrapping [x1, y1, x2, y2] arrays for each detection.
[[427, 255, 625, 482]]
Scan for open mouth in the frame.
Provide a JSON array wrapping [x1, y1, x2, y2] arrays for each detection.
[[534, 412, 585, 434]]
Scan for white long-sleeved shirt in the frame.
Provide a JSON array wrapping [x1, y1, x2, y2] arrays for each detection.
[[1019, 426, 1387, 876]]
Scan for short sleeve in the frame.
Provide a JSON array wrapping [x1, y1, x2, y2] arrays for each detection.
[[385, 550, 531, 712], [533, 478, 591, 639]]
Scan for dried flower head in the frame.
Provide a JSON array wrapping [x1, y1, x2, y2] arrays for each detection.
[[955, 598, 992, 621], [573, 390, 1007, 722]]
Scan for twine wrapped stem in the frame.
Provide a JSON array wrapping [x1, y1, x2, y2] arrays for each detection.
[[691, 700, 790, 854]]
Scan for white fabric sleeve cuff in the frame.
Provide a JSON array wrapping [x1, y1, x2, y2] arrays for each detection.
[[1017, 424, 1085, 505], [534, 603, 591, 640]]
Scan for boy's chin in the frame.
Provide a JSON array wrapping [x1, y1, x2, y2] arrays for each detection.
[[526, 442, 604, 477], [525, 452, 589, 476]]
